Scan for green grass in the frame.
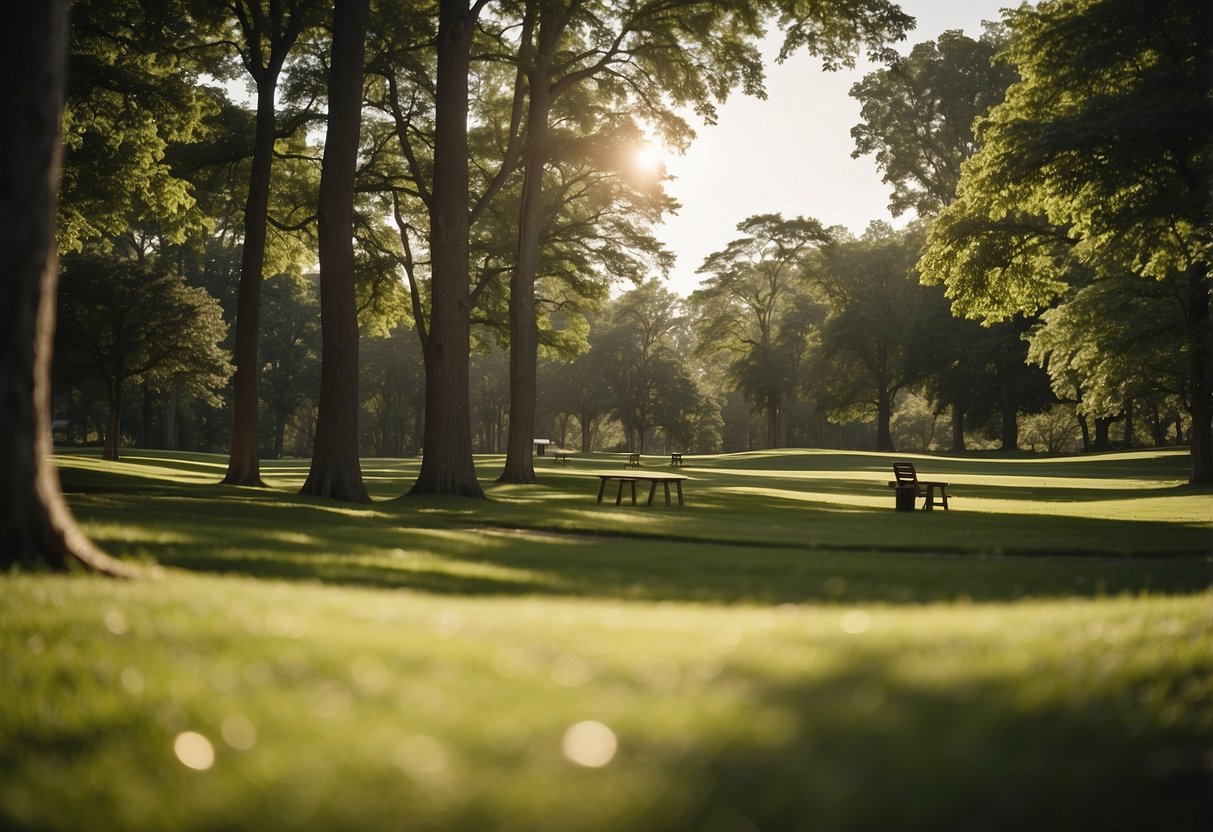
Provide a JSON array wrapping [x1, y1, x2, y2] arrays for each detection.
[[2, 448, 1210, 830]]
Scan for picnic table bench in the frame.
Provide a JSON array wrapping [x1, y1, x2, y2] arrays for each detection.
[[550, 449, 575, 466], [670, 452, 683, 467], [887, 461, 950, 511], [595, 472, 687, 508], [625, 452, 641, 469]]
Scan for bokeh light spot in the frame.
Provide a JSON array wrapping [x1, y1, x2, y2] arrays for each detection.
[[174, 731, 215, 771], [562, 720, 618, 768]]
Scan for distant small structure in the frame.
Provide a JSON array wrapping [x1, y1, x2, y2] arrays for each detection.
[[534, 439, 551, 456]]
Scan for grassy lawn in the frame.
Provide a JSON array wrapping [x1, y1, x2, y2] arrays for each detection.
[[2, 448, 1210, 830]]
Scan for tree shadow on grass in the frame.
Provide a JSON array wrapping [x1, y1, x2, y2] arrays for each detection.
[[64, 480, 1213, 605], [644, 647, 1212, 832]]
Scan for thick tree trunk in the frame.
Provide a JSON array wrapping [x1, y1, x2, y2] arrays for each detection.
[[408, 0, 484, 498], [498, 70, 551, 484], [1092, 416, 1114, 451], [222, 77, 279, 487], [580, 413, 593, 452], [0, 0, 133, 575], [301, 0, 370, 503], [950, 403, 966, 452]]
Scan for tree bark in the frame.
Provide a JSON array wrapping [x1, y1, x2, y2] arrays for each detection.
[[223, 4, 309, 486], [0, 0, 134, 575], [222, 77, 278, 486], [949, 404, 966, 452], [301, 0, 370, 503], [104, 381, 122, 461], [1186, 267, 1212, 484], [876, 388, 895, 452], [498, 37, 553, 485], [408, 0, 484, 498]]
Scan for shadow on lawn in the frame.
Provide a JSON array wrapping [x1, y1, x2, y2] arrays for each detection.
[[655, 648, 1212, 832], [64, 481, 1213, 605]]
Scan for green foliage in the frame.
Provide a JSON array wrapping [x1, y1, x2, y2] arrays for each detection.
[[60, 0, 216, 251], [850, 25, 1015, 217], [53, 254, 233, 459], [1027, 275, 1189, 420]]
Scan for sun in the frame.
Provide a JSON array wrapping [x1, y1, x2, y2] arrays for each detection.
[[634, 143, 665, 175]]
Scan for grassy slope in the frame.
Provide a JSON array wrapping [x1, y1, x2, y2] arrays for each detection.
[[1, 448, 1210, 831]]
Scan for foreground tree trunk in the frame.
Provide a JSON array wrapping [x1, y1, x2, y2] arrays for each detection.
[[408, 0, 484, 498], [301, 0, 370, 503], [0, 1, 133, 575]]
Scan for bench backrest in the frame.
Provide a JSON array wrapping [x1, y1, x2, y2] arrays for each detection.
[[892, 461, 919, 485]]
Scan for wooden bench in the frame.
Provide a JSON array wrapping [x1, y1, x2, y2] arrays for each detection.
[[888, 461, 950, 510], [670, 452, 683, 467], [624, 452, 641, 469], [595, 472, 686, 508], [550, 449, 574, 466]]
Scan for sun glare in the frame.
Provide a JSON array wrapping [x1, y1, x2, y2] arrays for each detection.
[[634, 143, 664, 175]]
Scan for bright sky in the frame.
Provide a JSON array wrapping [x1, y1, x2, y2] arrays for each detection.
[[658, 0, 1012, 295]]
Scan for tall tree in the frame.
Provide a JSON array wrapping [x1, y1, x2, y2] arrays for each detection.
[[812, 223, 929, 451], [0, 0, 131, 574], [408, 0, 494, 497], [498, 0, 915, 484], [692, 214, 830, 448], [219, 0, 319, 487], [850, 25, 1019, 449], [920, 0, 1212, 483], [301, 0, 372, 502]]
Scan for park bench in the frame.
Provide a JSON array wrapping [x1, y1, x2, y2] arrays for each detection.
[[670, 452, 683, 467], [625, 452, 641, 469], [888, 461, 950, 511], [595, 472, 687, 508], [550, 450, 574, 466]]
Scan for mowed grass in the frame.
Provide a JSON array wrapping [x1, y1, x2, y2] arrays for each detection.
[[2, 448, 1210, 831]]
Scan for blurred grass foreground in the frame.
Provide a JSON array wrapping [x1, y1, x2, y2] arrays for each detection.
[[2, 448, 1211, 830]]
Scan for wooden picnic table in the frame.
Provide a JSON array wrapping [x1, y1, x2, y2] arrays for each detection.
[[594, 472, 687, 508], [550, 449, 574, 466]]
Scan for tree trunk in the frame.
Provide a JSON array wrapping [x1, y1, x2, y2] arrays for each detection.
[[950, 403, 966, 452], [301, 0, 370, 503], [1077, 413, 1091, 451], [498, 63, 551, 484], [163, 387, 178, 450], [580, 412, 593, 452], [999, 395, 1018, 451], [140, 379, 154, 448], [766, 392, 780, 449], [408, 0, 484, 498], [876, 389, 895, 452], [1186, 268, 1212, 484], [1092, 416, 1114, 451], [0, 0, 132, 575], [104, 382, 122, 461], [222, 74, 279, 487]]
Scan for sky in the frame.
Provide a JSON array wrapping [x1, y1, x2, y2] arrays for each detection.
[[656, 0, 1013, 295]]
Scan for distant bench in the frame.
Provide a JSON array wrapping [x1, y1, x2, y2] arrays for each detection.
[[887, 461, 950, 511], [595, 472, 687, 508]]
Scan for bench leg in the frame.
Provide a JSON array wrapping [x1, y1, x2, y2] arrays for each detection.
[[676, 481, 684, 508], [647, 481, 658, 506], [923, 485, 934, 510], [615, 480, 625, 505], [663, 482, 671, 507], [596, 478, 607, 504]]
